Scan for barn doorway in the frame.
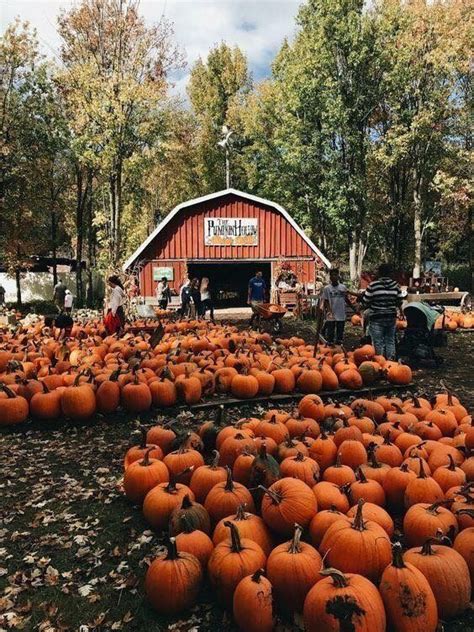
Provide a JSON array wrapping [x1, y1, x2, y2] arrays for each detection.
[[187, 262, 271, 307]]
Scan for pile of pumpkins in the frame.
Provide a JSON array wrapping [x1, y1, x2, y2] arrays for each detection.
[[351, 310, 474, 331], [0, 318, 413, 426], [123, 390, 474, 631]]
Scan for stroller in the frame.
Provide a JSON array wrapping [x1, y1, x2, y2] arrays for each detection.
[[398, 301, 446, 368]]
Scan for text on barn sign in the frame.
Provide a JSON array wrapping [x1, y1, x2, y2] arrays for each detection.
[[204, 218, 258, 246]]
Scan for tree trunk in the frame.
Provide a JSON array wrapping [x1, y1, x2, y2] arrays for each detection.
[[86, 186, 95, 308], [15, 267, 21, 306], [51, 209, 58, 287], [469, 204, 473, 292], [349, 237, 357, 283], [412, 175, 423, 279], [75, 167, 86, 307]]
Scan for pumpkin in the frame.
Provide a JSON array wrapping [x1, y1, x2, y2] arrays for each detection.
[[212, 504, 274, 556], [260, 477, 317, 536], [376, 434, 404, 467], [337, 440, 368, 470], [204, 467, 255, 523], [233, 569, 274, 632], [298, 394, 325, 422], [255, 415, 289, 444], [309, 506, 350, 547], [404, 539, 471, 619], [95, 370, 121, 413], [403, 501, 458, 546], [349, 467, 386, 506], [123, 449, 169, 504], [309, 430, 337, 471], [60, 376, 96, 420], [379, 543, 438, 632], [387, 362, 413, 385], [168, 493, 211, 535], [347, 502, 394, 536], [29, 381, 62, 420], [207, 521, 266, 606], [453, 528, 474, 585], [143, 478, 195, 531], [230, 373, 259, 399], [175, 520, 214, 567], [149, 376, 177, 407], [267, 524, 323, 612], [432, 454, 466, 492], [121, 374, 152, 413], [404, 459, 444, 508], [425, 408, 458, 437], [145, 537, 202, 614], [323, 454, 356, 486], [303, 568, 386, 632], [296, 369, 322, 393], [219, 432, 256, 467], [163, 445, 204, 485], [320, 500, 392, 583], [249, 443, 281, 489], [123, 428, 163, 470], [312, 481, 350, 513], [146, 424, 176, 454], [280, 451, 320, 486], [285, 414, 320, 439], [232, 449, 256, 487]]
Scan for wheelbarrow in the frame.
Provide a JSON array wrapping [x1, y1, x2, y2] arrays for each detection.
[[252, 303, 287, 334]]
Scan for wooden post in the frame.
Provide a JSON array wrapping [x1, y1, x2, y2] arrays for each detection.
[[313, 297, 325, 357]]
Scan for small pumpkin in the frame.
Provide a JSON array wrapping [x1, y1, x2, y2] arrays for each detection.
[[233, 569, 274, 632]]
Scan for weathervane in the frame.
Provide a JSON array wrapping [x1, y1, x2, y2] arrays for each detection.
[[217, 125, 233, 188]]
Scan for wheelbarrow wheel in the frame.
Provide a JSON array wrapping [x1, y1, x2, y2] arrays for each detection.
[[272, 319, 282, 334]]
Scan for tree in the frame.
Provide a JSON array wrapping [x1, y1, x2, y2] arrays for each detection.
[[188, 43, 251, 192], [57, 0, 183, 266]]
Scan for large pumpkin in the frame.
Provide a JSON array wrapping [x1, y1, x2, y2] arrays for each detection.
[[260, 477, 317, 536]]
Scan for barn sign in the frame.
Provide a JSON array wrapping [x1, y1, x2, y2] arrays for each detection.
[[204, 217, 258, 246]]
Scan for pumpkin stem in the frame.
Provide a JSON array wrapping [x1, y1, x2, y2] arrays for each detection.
[[456, 509, 474, 517], [288, 524, 303, 554], [251, 568, 265, 583], [399, 463, 410, 473], [258, 485, 281, 505], [216, 404, 225, 425], [139, 427, 148, 449], [351, 499, 366, 531], [210, 450, 220, 469], [417, 457, 427, 479], [235, 504, 248, 521], [224, 520, 243, 553], [165, 537, 179, 560], [224, 467, 235, 492], [447, 454, 456, 471], [0, 383, 16, 398], [294, 451, 305, 462], [391, 542, 406, 568], [369, 450, 381, 468], [319, 568, 349, 588], [356, 467, 368, 483], [140, 448, 154, 467], [427, 499, 452, 513], [420, 538, 438, 555], [41, 381, 50, 394], [181, 494, 193, 510]]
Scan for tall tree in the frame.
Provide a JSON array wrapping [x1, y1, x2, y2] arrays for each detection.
[[57, 0, 183, 266], [188, 43, 251, 192]]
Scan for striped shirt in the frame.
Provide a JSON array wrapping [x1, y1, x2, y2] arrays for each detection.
[[361, 277, 402, 318]]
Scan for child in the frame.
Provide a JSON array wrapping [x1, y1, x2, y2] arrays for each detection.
[[322, 269, 352, 345]]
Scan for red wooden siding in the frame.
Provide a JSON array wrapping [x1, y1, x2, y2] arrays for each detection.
[[136, 193, 324, 297]]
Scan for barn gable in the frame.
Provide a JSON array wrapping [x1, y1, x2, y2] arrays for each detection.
[[122, 188, 330, 270]]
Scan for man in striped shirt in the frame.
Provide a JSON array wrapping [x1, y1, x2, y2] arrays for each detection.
[[361, 263, 403, 359]]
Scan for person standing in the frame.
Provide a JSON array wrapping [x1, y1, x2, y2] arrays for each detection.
[[64, 289, 73, 314], [361, 263, 403, 359], [0, 284, 5, 306], [105, 275, 126, 334], [248, 271, 266, 326], [179, 277, 191, 317], [190, 278, 201, 318], [156, 277, 171, 310], [322, 268, 351, 345], [199, 277, 214, 321], [53, 279, 66, 311]]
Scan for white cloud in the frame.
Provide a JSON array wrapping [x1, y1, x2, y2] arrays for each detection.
[[1, 0, 301, 93]]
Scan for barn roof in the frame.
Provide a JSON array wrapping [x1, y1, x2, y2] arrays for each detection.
[[122, 188, 331, 270]]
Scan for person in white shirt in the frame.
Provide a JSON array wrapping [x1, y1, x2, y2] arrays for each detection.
[[199, 277, 214, 321], [322, 269, 352, 345], [156, 277, 171, 310], [64, 289, 73, 313], [106, 275, 126, 333]]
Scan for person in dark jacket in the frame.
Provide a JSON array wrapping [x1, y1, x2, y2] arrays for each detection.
[[361, 263, 403, 359], [190, 278, 201, 318]]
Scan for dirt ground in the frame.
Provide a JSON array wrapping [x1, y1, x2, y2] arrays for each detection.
[[0, 324, 473, 631]]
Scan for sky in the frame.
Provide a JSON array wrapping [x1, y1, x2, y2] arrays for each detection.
[[1, 0, 302, 97]]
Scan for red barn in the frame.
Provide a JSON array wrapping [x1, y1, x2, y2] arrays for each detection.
[[123, 189, 331, 306]]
